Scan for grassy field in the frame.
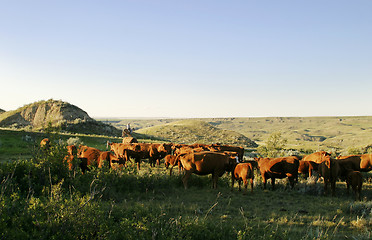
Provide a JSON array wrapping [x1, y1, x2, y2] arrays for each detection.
[[1, 125, 372, 239]]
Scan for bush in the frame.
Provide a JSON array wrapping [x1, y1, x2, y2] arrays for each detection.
[[257, 132, 287, 157]]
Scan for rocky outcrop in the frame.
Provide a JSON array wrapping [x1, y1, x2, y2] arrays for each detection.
[[0, 99, 120, 136]]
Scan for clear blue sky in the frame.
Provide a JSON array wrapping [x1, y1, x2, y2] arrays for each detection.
[[1, 1, 371, 118]]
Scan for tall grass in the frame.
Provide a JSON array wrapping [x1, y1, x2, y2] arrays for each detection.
[[1, 143, 371, 239]]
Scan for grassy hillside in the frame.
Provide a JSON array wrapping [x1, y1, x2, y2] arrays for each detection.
[[206, 117, 372, 154], [105, 116, 372, 154], [135, 119, 258, 148]]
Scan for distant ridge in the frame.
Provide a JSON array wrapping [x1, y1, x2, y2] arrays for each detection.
[[0, 99, 120, 136], [136, 119, 258, 148], [0, 108, 4, 114]]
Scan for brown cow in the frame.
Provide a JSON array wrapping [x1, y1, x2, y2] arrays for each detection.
[[164, 154, 183, 175], [122, 137, 138, 144], [107, 142, 138, 168], [177, 151, 236, 189], [109, 142, 172, 169], [317, 158, 340, 196], [231, 162, 256, 193], [298, 160, 319, 178], [78, 146, 122, 173], [254, 156, 300, 190], [336, 154, 372, 173], [64, 145, 77, 170], [99, 151, 122, 170], [302, 151, 331, 164], [150, 143, 173, 167], [359, 154, 372, 172], [209, 144, 245, 162], [346, 170, 363, 201], [40, 138, 50, 151]]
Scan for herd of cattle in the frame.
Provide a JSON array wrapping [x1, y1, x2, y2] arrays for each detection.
[[39, 138, 372, 201]]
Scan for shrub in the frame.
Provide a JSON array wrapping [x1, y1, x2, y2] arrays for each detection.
[[257, 132, 287, 157]]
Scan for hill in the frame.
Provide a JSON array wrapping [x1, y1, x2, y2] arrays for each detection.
[[205, 117, 372, 153], [0, 108, 4, 114], [107, 116, 372, 153], [0, 99, 121, 136], [135, 119, 258, 148]]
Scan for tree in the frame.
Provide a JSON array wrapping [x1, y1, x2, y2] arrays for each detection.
[[257, 132, 287, 158]]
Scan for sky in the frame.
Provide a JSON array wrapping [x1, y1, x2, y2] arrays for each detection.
[[1, 0, 371, 118]]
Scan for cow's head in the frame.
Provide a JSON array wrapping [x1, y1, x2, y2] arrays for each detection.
[[226, 156, 238, 172]]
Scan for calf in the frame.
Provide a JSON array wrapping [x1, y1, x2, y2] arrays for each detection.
[[317, 158, 340, 196], [231, 162, 256, 193], [346, 171, 363, 201]]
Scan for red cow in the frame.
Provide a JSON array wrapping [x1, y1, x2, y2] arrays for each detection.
[[302, 151, 331, 164], [164, 154, 183, 175], [177, 151, 236, 189], [254, 156, 300, 190], [231, 161, 256, 193], [78, 146, 122, 173]]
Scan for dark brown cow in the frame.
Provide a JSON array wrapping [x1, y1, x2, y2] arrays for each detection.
[[254, 156, 300, 190], [302, 151, 332, 164], [298, 160, 319, 178], [336, 154, 372, 173], [231, 162, 256, 193], [317, 158, 340, 196], [346, 170, 363, 201], [178, 151, 236, 189]]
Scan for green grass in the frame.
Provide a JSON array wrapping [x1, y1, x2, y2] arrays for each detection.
[[1, 156, 371, 239], [1, 126, 372, 239]]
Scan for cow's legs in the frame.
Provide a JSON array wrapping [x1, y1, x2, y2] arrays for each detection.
[[242, 177, 248, 192], [211, 173, 218, 189], [271, 178, 276, 190], [182, 171, 192, 189], [250, 178, 254, 193], [231, 174, 235, 191], [331, 180, 336, 197], [262, 174, 267, 189]]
